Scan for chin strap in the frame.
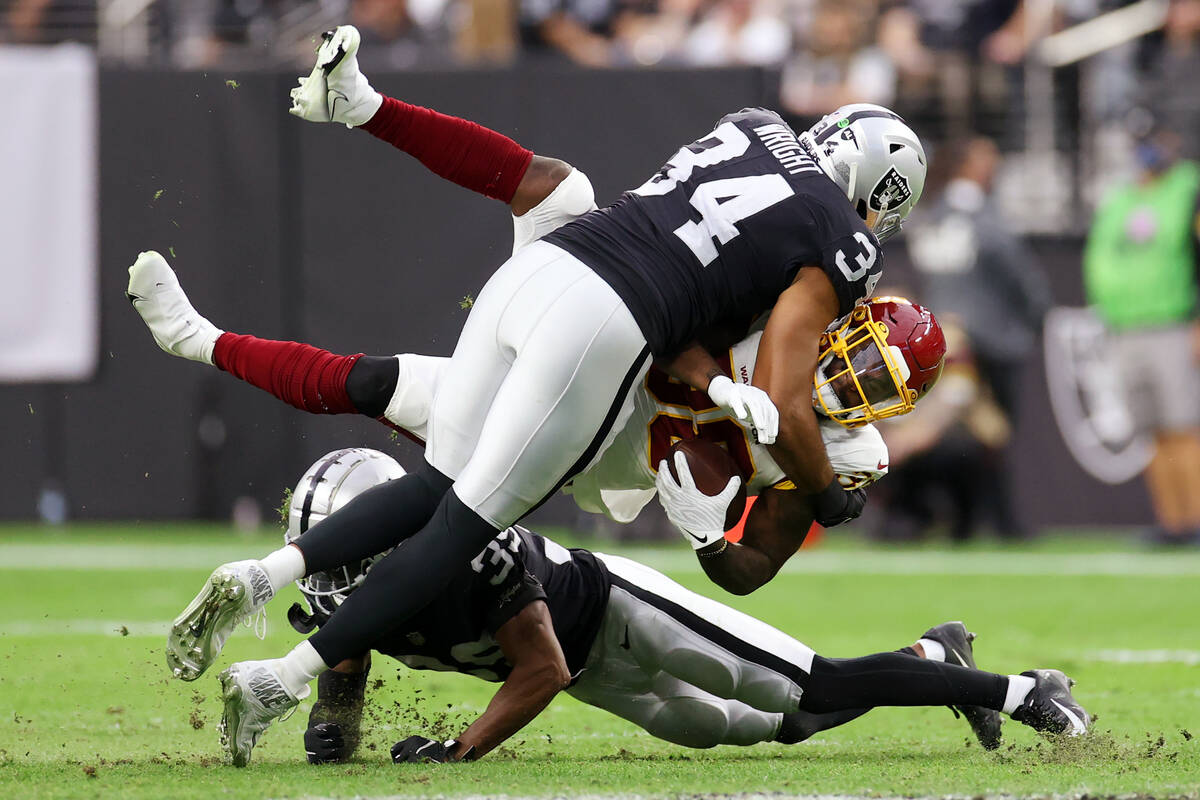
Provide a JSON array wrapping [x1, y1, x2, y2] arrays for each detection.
[[288, 602, 320, 634]]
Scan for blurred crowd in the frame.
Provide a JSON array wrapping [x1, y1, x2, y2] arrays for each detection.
[[0, 1, 1193, 154], [6, 1, 1200, 184]]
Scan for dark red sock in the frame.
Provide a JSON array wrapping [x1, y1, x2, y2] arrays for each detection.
[[213, 333, 362, 415], [361, 95, 533, 203]]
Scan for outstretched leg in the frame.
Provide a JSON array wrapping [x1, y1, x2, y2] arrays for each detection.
[[288, 25, 589, 228], [127, 251, 396, 418], [580, 555, 1088, 747]]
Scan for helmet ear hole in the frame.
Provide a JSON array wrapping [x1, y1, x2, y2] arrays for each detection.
[[286, 448, 407, 620]]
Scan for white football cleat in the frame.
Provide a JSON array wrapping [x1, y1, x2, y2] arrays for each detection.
[[289, 25, 382, 127], [167, 560, 274, 681], [126, 251, 222, 364], [219, 660, 309, 767]]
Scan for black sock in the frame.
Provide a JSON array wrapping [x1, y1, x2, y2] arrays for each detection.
[[295, 462, 451, 573], [775, 708, 871, 744], [774, 646, 953, 742], [799, 653, 1007, 714], [345, 356, 399, 418], [308, 489, 500, 665]]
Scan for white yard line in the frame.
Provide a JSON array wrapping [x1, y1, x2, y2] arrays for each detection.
[[0, 619, 168, 637], [1086, 648, 1200, 666], [3, 542, 1199, 576], [621, 548, 1200, 577]]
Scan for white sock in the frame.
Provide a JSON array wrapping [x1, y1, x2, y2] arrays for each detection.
[[195, 328, 221, 366], [275, 640, 327, 697], [916, 638, 945, 662], [259, 545, 306, 593], [1002, 674, 1036, 715]]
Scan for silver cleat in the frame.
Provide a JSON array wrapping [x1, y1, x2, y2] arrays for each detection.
[[219, 660, 307, 767], [166, 560, 273, 681]]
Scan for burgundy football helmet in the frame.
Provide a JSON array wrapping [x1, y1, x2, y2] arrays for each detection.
[[813, 296, 946, 427]]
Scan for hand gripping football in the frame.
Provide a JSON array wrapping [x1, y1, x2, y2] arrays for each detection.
[[667, 439, 749, 530]]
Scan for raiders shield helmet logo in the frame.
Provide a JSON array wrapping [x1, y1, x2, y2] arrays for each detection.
[[870, 166, 912, 212], [1043, 307, 1152, 484]]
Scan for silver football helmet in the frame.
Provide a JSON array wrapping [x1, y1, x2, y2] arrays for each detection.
[[285, 447, 406, 619], [800, 103, 927, 243]]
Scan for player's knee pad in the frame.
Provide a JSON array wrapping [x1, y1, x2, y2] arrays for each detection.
[[722, 705, 783, 746], [656, 645, 802, 713], [551, 168, 597, 216], [646, 695, 730, 749], [655, 646, 740, 698], [512, 168, 597, 254]]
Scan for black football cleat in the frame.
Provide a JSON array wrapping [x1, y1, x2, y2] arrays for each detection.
[[923, 621, 1004, 750], [1011, 669, 1089, 736]]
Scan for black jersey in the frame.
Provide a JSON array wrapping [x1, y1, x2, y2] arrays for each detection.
[[543, 108, 882, 356], [371, 527, 610, 682]]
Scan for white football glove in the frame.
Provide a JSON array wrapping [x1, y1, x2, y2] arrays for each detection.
[[707, 375, 779, 445], [655, 452, 742, 550], [289, 26, 382, 127]]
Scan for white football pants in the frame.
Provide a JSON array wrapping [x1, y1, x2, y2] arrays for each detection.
[[424, 240, 650, 528], [568, 554, 816, 748]]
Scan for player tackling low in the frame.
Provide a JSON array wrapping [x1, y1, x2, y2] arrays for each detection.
[[221, 448, 1087, 766]]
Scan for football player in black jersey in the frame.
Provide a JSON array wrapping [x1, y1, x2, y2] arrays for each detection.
[[206, 448, 1087, 766], [152, 26, 934, 732], [136, 29, 936, 599]]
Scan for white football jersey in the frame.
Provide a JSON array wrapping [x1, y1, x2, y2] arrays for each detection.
[[565, 331, 889, 522]]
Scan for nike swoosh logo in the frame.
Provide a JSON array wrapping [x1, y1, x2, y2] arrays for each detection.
[[877, 461, 889, 470], [684, 529, 709, 544], [1050, 698, 1087, 734], [327, 89, 348, 120], [322, 43, 348, 74], [950, 647, 970, 668]]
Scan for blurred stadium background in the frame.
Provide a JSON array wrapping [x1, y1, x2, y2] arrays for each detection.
[[4, 4, 1200, 798], [1, 0, 1198, 544]]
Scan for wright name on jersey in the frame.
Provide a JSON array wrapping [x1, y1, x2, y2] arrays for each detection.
[[543, 108, 884, 356]]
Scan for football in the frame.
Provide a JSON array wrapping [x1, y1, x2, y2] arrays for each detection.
[[666, 438, 749, 530]]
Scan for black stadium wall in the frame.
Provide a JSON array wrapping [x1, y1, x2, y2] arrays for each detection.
[[0, 67, 1152, 529]]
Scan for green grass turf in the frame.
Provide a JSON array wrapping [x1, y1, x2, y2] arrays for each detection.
[[1, 524, 1198, 799]]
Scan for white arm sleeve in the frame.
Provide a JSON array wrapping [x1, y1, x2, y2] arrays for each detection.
[[381, 354, 450, 441], [511, 167, 598, 255]]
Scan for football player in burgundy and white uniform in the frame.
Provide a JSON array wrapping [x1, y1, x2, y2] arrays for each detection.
[[210, 448, 1087, 766], [137, 25, 940, 744]]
